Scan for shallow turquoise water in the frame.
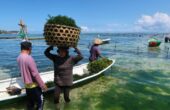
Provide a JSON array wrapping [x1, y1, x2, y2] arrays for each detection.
[[0, 33, 170, 109]]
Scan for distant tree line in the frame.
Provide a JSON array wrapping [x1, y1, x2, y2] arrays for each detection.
[[0, 30, 18, 34], [0, 30, 6, 34]]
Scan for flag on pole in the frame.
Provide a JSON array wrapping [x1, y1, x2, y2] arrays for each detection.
[[18, 28, 26, 39], [18, 19, 27, 40]]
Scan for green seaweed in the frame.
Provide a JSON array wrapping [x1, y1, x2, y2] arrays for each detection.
[[45, 81, 55, 88], [87, 58, 112, 73], [46, 15, 79, 28]]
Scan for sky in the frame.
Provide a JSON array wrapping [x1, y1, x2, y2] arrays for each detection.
[[0, 0, 170, 33]]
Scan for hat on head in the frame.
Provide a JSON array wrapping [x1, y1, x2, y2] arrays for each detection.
[[20, 41, 32, 49], [93, 38, 102, 45]]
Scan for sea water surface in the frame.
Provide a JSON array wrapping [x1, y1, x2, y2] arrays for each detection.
[[0, 33, 170, 110]]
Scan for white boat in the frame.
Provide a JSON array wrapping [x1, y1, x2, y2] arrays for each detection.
[[0, 59, 115, 104], [101, 38, 111, 44]]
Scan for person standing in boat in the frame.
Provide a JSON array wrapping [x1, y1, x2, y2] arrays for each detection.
[[89, 38, 103, 62], [17, 41, 47, 110], [44, 46, 83, 104]]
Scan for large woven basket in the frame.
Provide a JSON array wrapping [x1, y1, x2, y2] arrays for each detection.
[[44, 24, 80, 47]]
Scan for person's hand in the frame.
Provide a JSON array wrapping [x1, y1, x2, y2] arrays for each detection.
[[49, 46, 53, 50], [73, 47, 78, 53], [43, 84, 48, 91], [70, 45, 76, 49], [74, 47, 78, 49]]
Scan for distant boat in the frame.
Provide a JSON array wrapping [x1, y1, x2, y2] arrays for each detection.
[[101, 38, 111, 44], [164, 34, 170, 43], [96, 34, 111, 44], [148, 38, 161, 47]]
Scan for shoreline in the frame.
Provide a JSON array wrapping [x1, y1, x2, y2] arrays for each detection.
[[0, 37, 44, 40]]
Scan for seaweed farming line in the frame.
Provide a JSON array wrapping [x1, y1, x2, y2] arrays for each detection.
[[102, 44, 170, 59]]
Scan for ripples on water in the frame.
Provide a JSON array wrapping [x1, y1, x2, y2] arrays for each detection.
[[1, 33, 170, 110]]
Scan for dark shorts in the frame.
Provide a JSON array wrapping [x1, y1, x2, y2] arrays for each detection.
[[26, 87, 44, 110]]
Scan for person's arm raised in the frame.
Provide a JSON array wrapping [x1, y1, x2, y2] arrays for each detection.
[[44, 46, 55, 61], [72, 47, 83, 64]]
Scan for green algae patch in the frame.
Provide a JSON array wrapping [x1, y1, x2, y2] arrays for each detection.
[[1, 75, 170, 110]]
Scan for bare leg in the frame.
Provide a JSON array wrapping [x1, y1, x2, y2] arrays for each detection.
[[63, 86, 71, 103], [54, 85, 61, 104]]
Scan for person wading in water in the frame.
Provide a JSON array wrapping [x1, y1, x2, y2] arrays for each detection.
[[44, 46, 83, 106]]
